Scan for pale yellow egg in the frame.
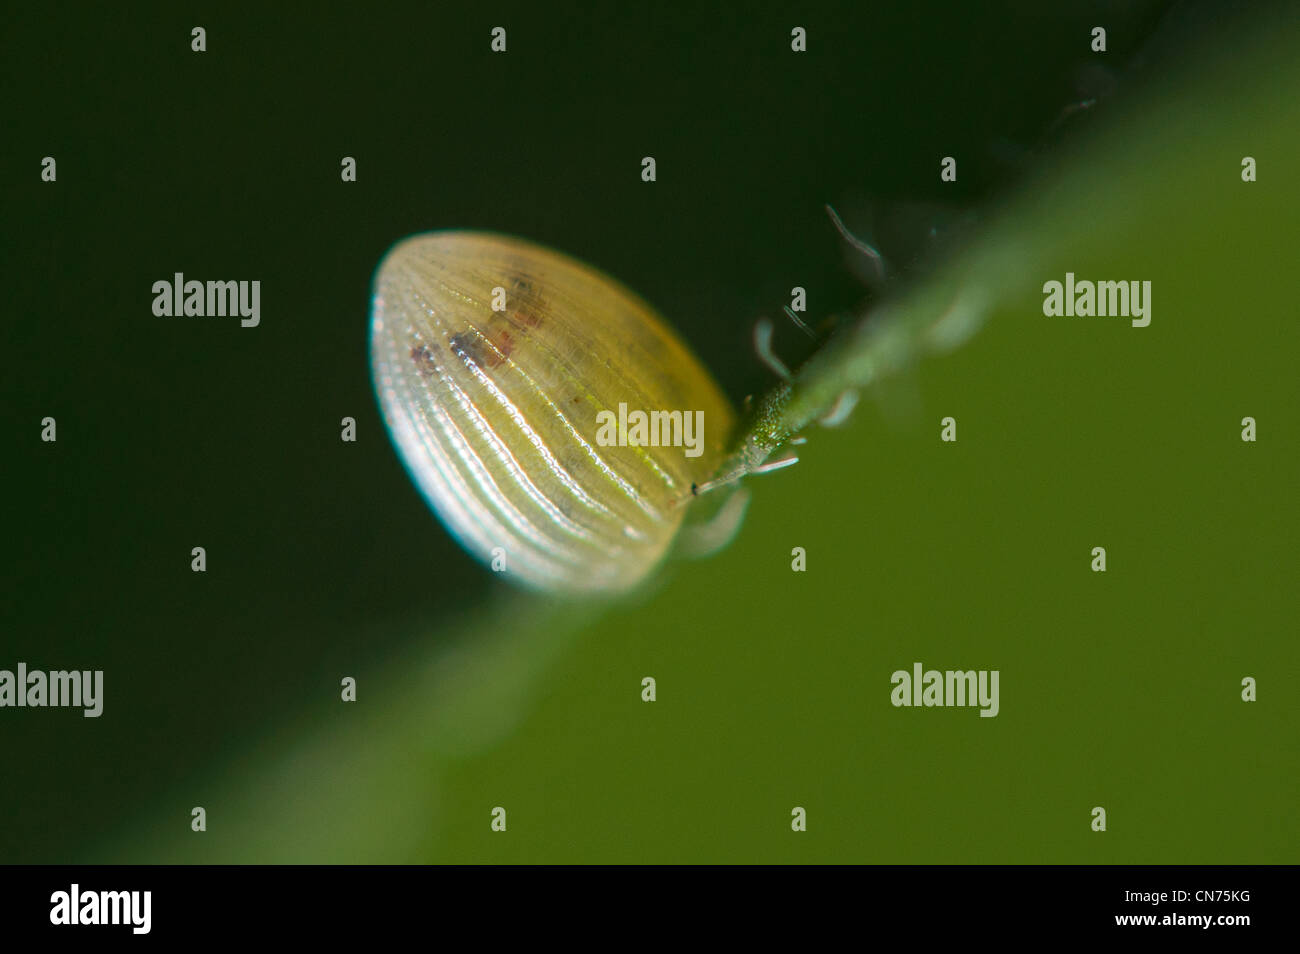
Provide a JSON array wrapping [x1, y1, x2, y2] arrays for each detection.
[[370, 231, 737, 594]]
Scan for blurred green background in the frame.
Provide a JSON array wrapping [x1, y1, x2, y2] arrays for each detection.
[[3, 1, 1296, 862]]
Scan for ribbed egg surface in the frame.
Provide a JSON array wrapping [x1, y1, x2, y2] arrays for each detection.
[[369, 231, 737, 594]]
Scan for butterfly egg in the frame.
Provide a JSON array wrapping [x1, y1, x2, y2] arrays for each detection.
[[369, 231, 738, 595]]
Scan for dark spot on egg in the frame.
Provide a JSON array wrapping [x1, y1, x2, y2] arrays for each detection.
[[410, 344, 439, 376], [450, 331, 488, 367], [493, 328, 515, 365]]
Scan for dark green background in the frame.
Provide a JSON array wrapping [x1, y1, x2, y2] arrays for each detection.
[[3, 1, 1295, 862]]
